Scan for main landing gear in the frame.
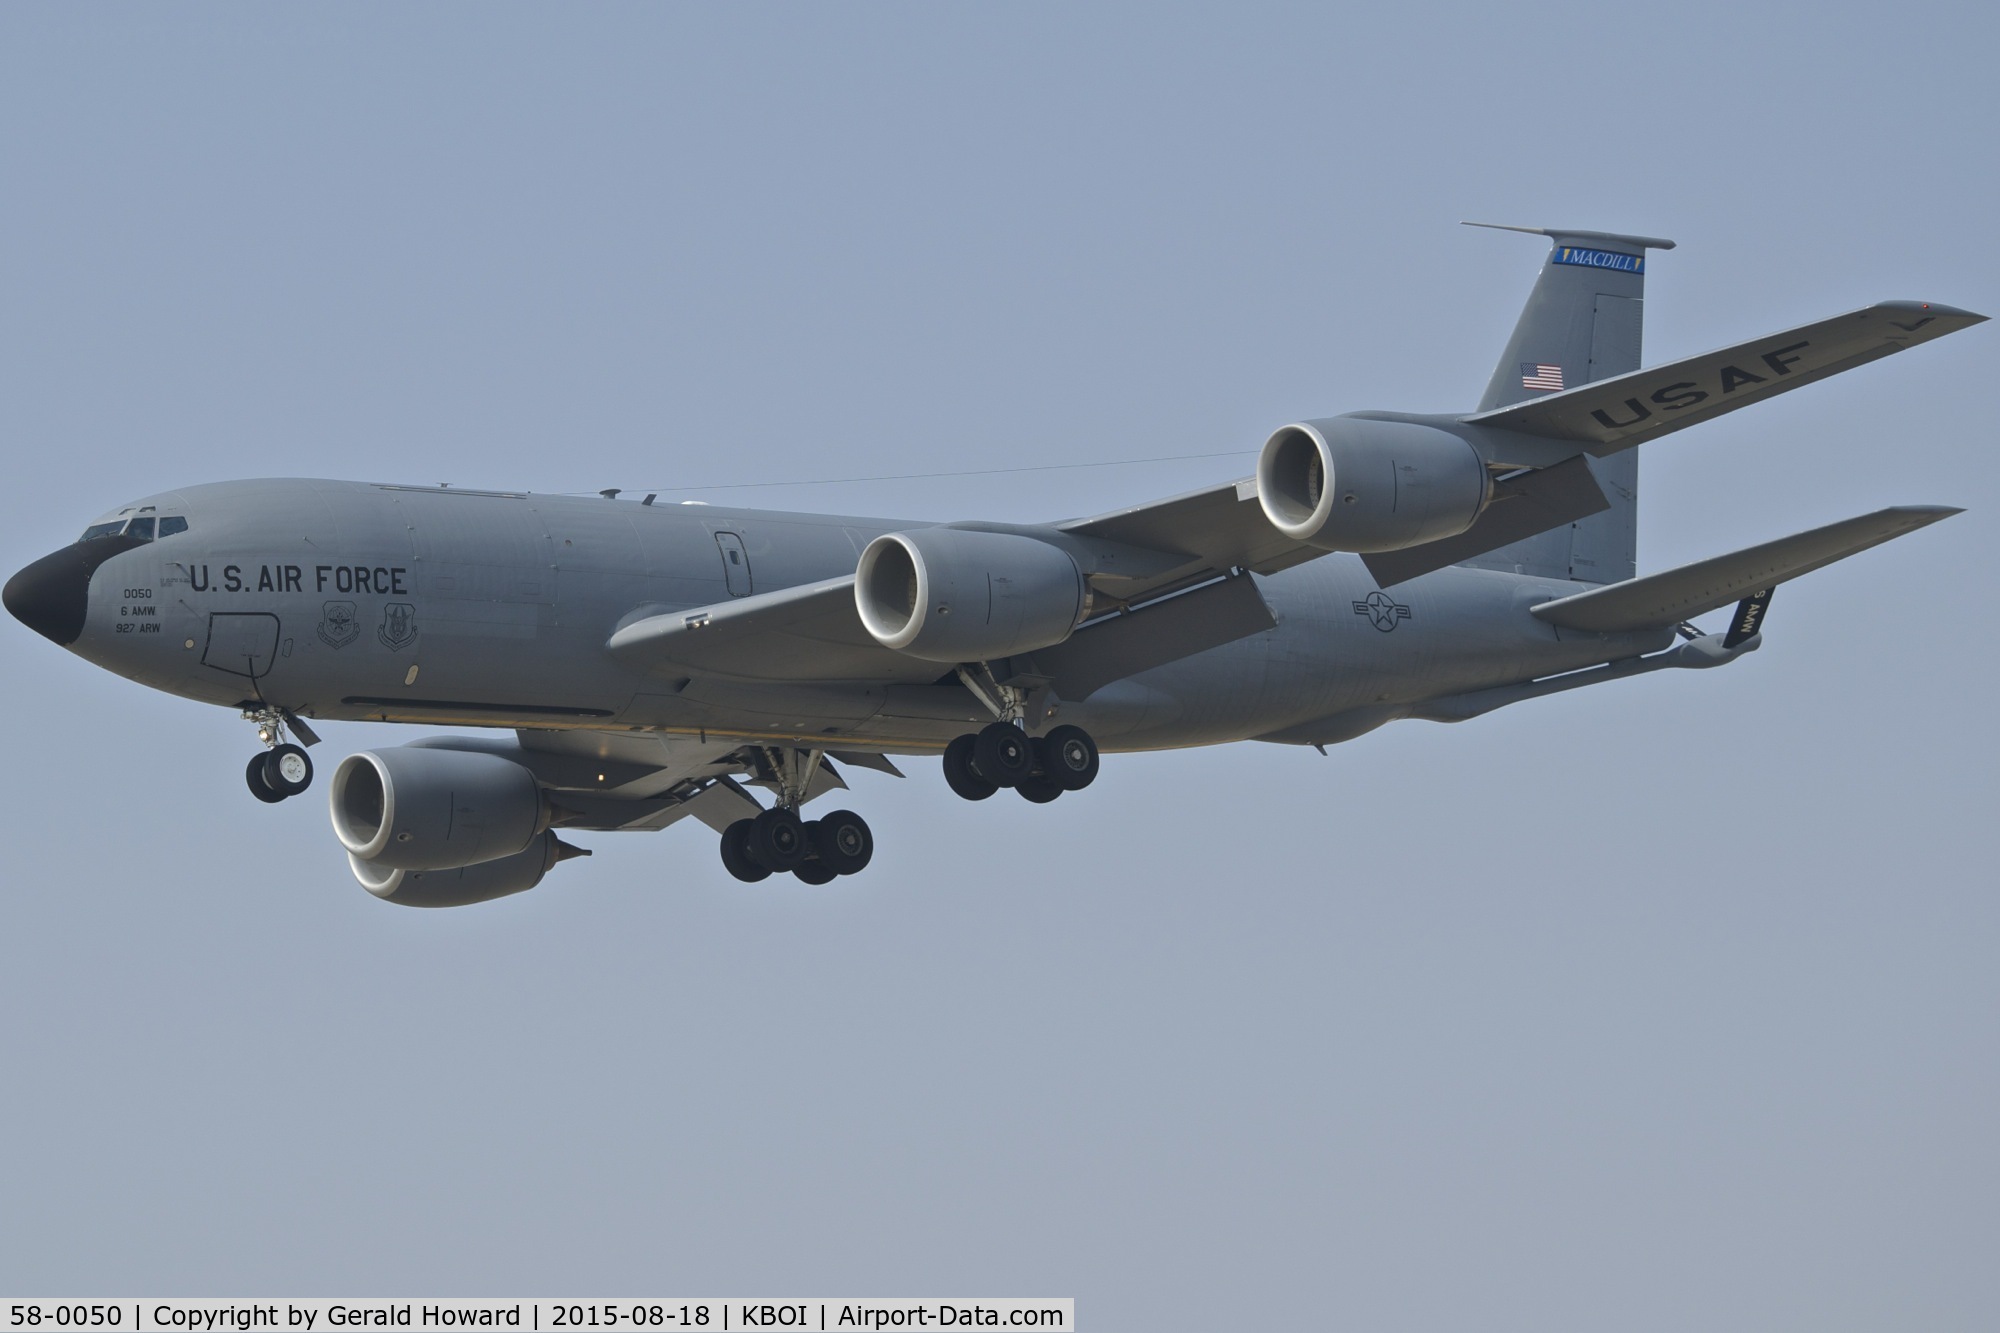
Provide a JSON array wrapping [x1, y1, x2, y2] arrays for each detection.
[[942, 721, 1099, 803], [242, 707, 318, 803], [719, 806, 874, 885], [716, 745, 873, 885]]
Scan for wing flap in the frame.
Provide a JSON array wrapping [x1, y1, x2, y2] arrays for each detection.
[[604, 576, 936, 683], [1467, 302, 1986, 451], [1059, 477, 1318, 604], [1361, 455, 1610, 587], [1030, 573, 1277, 701], [1530, 505, 1961, 633]]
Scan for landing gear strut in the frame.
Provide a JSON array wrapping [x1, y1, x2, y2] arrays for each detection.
[[942, 721, 1099, 803], [242, 707, 317, 803]]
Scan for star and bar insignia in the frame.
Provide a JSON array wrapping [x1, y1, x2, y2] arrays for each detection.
[[1353, 590, 1413, 632]]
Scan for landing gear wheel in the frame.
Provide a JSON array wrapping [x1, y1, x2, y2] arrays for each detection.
[[943, 734, 998, 801], [747, 807, 808, 872], [793, 860, 838, 886], [262, 743, 314, 797], [246, 753, 286, 803], [1038, 725, 1099, 791], [1016, 773, 1064, 804], [719, 819, 772, 883], [972, 721, 1035, 787], [811, 809, 874, 875]]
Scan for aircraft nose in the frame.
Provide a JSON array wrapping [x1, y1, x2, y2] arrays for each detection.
[[4, 537, 142, 646]]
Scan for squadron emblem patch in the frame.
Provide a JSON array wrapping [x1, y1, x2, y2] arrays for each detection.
[[317, 600, 359, 649], [377, 601, 418, 651]]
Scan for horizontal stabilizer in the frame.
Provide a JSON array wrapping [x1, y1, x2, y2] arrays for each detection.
[[1467, 302, 1986, 452], [1362, 455, 1609, 587], [1531, 505, 1961, 633]]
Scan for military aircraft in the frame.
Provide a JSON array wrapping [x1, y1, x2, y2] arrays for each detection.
[[5, 224, 1983, 906]]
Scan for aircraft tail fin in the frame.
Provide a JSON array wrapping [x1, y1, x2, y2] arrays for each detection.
[[1459, 223, 1677, 585], [1468, 222, 1677, 413]]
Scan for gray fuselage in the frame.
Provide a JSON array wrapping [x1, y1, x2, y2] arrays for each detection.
[[51, 478, 1668, 753]]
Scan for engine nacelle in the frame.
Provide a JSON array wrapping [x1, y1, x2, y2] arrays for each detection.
[[329, 746, 548, 872], [1256, 417, 1491, 553], [855, 527, 1088, 663], [349, 830, 579, 908]]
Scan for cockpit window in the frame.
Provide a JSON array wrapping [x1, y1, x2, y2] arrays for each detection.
[[77, 515, 185, 543]]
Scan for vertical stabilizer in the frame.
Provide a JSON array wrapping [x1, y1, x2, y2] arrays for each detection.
[[1460, 223, 1676, 584]]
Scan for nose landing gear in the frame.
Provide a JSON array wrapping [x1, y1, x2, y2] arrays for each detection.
[[246, 744, 314, 802], [943, 721, 1099, 804], [241, 706, 319, 803]]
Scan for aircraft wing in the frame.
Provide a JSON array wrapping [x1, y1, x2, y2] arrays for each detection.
[[1466, 301, 1986, 452], [1530, 505, 1961, 633], [1054, 303, 1982, 594], [605, 482, 1306, 693], [1056, 476, 1321, 604]]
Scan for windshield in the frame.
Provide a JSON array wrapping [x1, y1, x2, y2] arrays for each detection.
[[77, 514, 188, 543]]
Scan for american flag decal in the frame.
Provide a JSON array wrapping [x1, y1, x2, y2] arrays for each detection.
[[1520, 362, 1565, 391]]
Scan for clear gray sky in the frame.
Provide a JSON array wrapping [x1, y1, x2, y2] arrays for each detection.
[[3, 4, 1996, 1328]]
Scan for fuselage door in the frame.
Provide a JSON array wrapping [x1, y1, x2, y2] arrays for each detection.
[[714, 532, 753, 597], [202, 611, 281, 678]]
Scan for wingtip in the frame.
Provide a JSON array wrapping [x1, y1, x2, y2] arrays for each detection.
[[1885, 504, 1966, 524], [1879, 299, 1987, 322]]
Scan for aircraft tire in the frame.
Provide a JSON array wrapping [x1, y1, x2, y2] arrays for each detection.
[[811, 809, 874, 875], [246, 753, 287, 803], [972, 722, 1034, 788], [793, 860, 838, 886], [942, 735, 998, 801], [1037, 726, 1099, 791], [720, 819, 771, 883], [748, 807, 809, 872], [263, 743, 314, 797], [1016, 773, 1064, 804]]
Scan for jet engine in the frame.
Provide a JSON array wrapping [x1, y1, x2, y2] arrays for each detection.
[[329, 746, 549, 872], [348, 831, 585, 908], [855, 527, 1089, 663], [1256, 417, 1491, 553]]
